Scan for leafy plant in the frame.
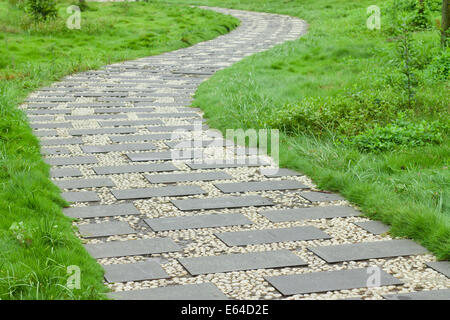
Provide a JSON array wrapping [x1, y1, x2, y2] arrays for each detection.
[[346, 117, 448, 152], [396, 22, 419, 109], [9, 221, 34, 247], [25, 0, 57, 22], [425, 46, 450, 80]]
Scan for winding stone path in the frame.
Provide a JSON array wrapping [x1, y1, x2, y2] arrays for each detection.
[[22, 6, 449, 300]]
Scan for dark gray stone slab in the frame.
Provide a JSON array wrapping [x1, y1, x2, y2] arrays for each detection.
[[259, 168, 302, 178], [308, 240, 428, 263], [425, 261, 450, 278], [50, 167, 82, 178], [178, 250, 307, 275], [40, 137, 83, 146], [353, 221, 390, 235], [27, 109, 71, 115], [299, 191, 345, 202], [137, 112, 199, 119], [62, 191, 100, 203], [145, 171, 232, 184], [127, 150, 202, 162], [27, 103, 59, 108], [78, 221, 135, 238], [67, 103, 127, 108], [84, 238, 181, 258], [93, 163, 178, 175], [187, 159, 270, 170], [33, 129, 58, 137], [41, 147, 71, 155], [31, 122, 72, 129], [95, 107, 155, 114], [28, 115, 55, 122], [147, 125, 205, 132], [65, 114, 128, 120], [165, 139, 232, 149], [144, 213, 253, 231], [260, 206, 361, 222], [383, 289, 450, 300], [265, 268, 403, 295], [81, 143, 156, 153], [112, 185, 207, 200], [216, 226, 331, 246], [108, 283, 227, 300], [110, 133, 172, 143], [172, 196, 274, 211], [99, 119, 163, 127], [215, 180, 308, 193], [103, 260, 169, 283], [69, 127, 137, 136], [45, 156, 98, 166], [64, 203, 140, 218], [56, 178, 115, 189]]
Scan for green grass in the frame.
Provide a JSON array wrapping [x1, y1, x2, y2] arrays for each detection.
[[0, 0, 238, 299], [157, 0, 450, 259]]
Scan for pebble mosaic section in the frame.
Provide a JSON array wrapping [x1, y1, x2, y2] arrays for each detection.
[[24, 6, 449, 300]]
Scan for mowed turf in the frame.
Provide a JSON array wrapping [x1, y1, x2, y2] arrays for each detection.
[[158, 0, 449, 259], [0, 0, 238, 299]]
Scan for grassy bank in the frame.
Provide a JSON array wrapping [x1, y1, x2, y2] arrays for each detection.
[[0, 0, 238, 299], [159, 0, 449, 259]]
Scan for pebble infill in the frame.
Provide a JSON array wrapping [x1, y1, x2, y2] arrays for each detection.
[[22, 6, 449, 300]]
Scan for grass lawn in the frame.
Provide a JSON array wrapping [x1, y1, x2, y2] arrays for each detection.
[[0, 0, 238, 299], [158, 0, 450, 259]]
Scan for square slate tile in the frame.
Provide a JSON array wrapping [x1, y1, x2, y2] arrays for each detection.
[[265, 268, 402, 295], [50, 168, 82, 178], [171, 196, 274, 211], [64, 203, 140, 218], [103, 260, 169, 283], [84, 238, 181, 258], [178, 250, 307, 275], [299, 191, 345, 202], [81, 143, 156, 153], [425, 261, 450, 278], [108, 283, 227, 300], [215, 180, 308, 193], [45, 156, 98, 166], [93, 163, 178, 175], [145, 171, 232, 184], [308, 239, 428, 263], [353, 221, 390, 235], [56, 177, 115, 189], [144, 213, 253, 231], [382, 289, 450, 300], [260, 206, 361, 222], [78, 221, 135, 238], [112, 185, 207, 200], [62, 191, 100, 203], [215, 226, 331, 246]]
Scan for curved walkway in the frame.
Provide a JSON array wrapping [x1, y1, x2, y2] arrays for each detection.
[[22, 7, 449, 300]]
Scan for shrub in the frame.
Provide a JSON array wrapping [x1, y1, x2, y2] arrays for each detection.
[[346, 117, 448, 152], [425, 47, 450, 80], [266, 90, 406, 136], [25, 0, 57, 22]]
